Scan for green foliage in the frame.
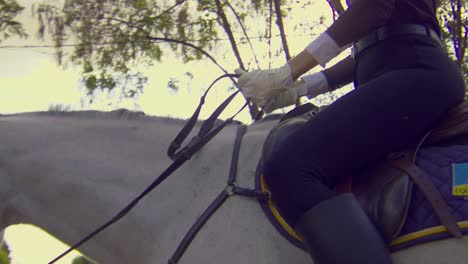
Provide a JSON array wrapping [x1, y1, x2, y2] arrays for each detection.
[[250, 0, 263, 11], [0, 0, 27, 42], [167, 77, 179, 93], [0, 246, 9, 264], [48, 104, 72, 112], [72, 256, 94, 264], [437, 0, 468, 93], [35, 0, 237, 101], [31, 0, 468, 117]]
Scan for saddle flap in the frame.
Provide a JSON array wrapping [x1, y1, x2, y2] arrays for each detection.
[[352, 163, 413, 242], [426, 101, 468, 145], [261, 105, 413, 243]]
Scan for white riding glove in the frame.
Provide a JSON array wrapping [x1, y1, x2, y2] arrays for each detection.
[[262, 81, 306, 113], [234, 65, 294, 102], [262, 72, 329, 113], [301, 72, 329, 99]]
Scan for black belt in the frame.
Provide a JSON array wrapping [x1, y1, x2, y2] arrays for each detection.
[[353, 24, 442, 57]]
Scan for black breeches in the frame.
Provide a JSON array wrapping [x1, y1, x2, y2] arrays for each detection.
[[263, 35, 466, 227]]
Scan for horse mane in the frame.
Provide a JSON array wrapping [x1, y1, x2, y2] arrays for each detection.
[[1, 109, 254, 127], [0, 109, 188, 125], [1, 108, 284, 126]]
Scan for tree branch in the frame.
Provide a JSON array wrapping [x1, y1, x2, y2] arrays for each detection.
[[449, 0, 464, 66], [76, 15, 230, 75], [268, 0, 273, 68], [146, 35, 229, 74], [456, 0, 466, 67], [455, 0, 463, 65], [224, 0, 260, 69], [273, 0, 291, 61], [214, 0, 245, 70], [214, 0, 261, 120], [153, 0, 187, 20]]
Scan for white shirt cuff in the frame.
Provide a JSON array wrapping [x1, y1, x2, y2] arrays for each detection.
[[305, 33, 343, 67]]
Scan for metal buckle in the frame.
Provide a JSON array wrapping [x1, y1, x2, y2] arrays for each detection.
[[225, 183, 236, 196]]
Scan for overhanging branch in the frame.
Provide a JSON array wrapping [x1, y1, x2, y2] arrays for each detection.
[[215, 0, 245, 70], [224, 0, 260, 69], [273, 0, 291, 61], [145, 35, 229, 74], [83, 15, 230, 75]]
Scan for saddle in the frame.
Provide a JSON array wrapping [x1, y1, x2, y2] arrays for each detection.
[[262, 100, 468, 243]]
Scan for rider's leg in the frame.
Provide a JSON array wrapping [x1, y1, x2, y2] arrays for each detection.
[[263, 39, 465, 263]]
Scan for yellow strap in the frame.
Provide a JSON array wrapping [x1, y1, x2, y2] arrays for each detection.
[[391, 221, 468, 246], [260, 174, 302, 242]]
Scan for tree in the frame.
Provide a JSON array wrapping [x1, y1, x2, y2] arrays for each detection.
[[34, 0, 467, 120], [48, 103, 72, 112], [437, 0, 468, 94], [0, 0, 26, 42], [34, 0, 333, 120]]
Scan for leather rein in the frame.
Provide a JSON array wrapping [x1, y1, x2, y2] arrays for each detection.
[[49, 74, 258, 263]]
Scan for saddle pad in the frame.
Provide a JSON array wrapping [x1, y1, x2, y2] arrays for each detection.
[[390, 144, 468, 251], [255, 143, 468, 252]]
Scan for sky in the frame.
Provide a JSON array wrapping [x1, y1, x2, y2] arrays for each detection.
[[0, 0, 348, 263]]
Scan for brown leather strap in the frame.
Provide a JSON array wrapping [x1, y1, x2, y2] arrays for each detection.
[[389, 154, 462, 238]]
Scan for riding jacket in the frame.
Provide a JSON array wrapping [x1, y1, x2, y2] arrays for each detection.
[[320, 0, 441, 91]]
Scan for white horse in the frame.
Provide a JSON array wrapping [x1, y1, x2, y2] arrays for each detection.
[[0, 109, 467, 264]]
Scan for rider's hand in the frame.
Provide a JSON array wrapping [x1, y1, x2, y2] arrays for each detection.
[[234, 64, 294, 102], [301, 71, 329, 99], [262, 80, 307, 113], [262, 72, 329, 113]]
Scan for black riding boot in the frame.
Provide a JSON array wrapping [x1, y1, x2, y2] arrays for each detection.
[[294, 193, 393, 264]]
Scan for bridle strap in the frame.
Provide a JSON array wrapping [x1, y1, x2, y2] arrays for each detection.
[[167, 73, 240, 160]]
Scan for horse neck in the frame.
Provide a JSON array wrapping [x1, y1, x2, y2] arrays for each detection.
[[0, 113, 195, 259], [0, 111, 276, 263]]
